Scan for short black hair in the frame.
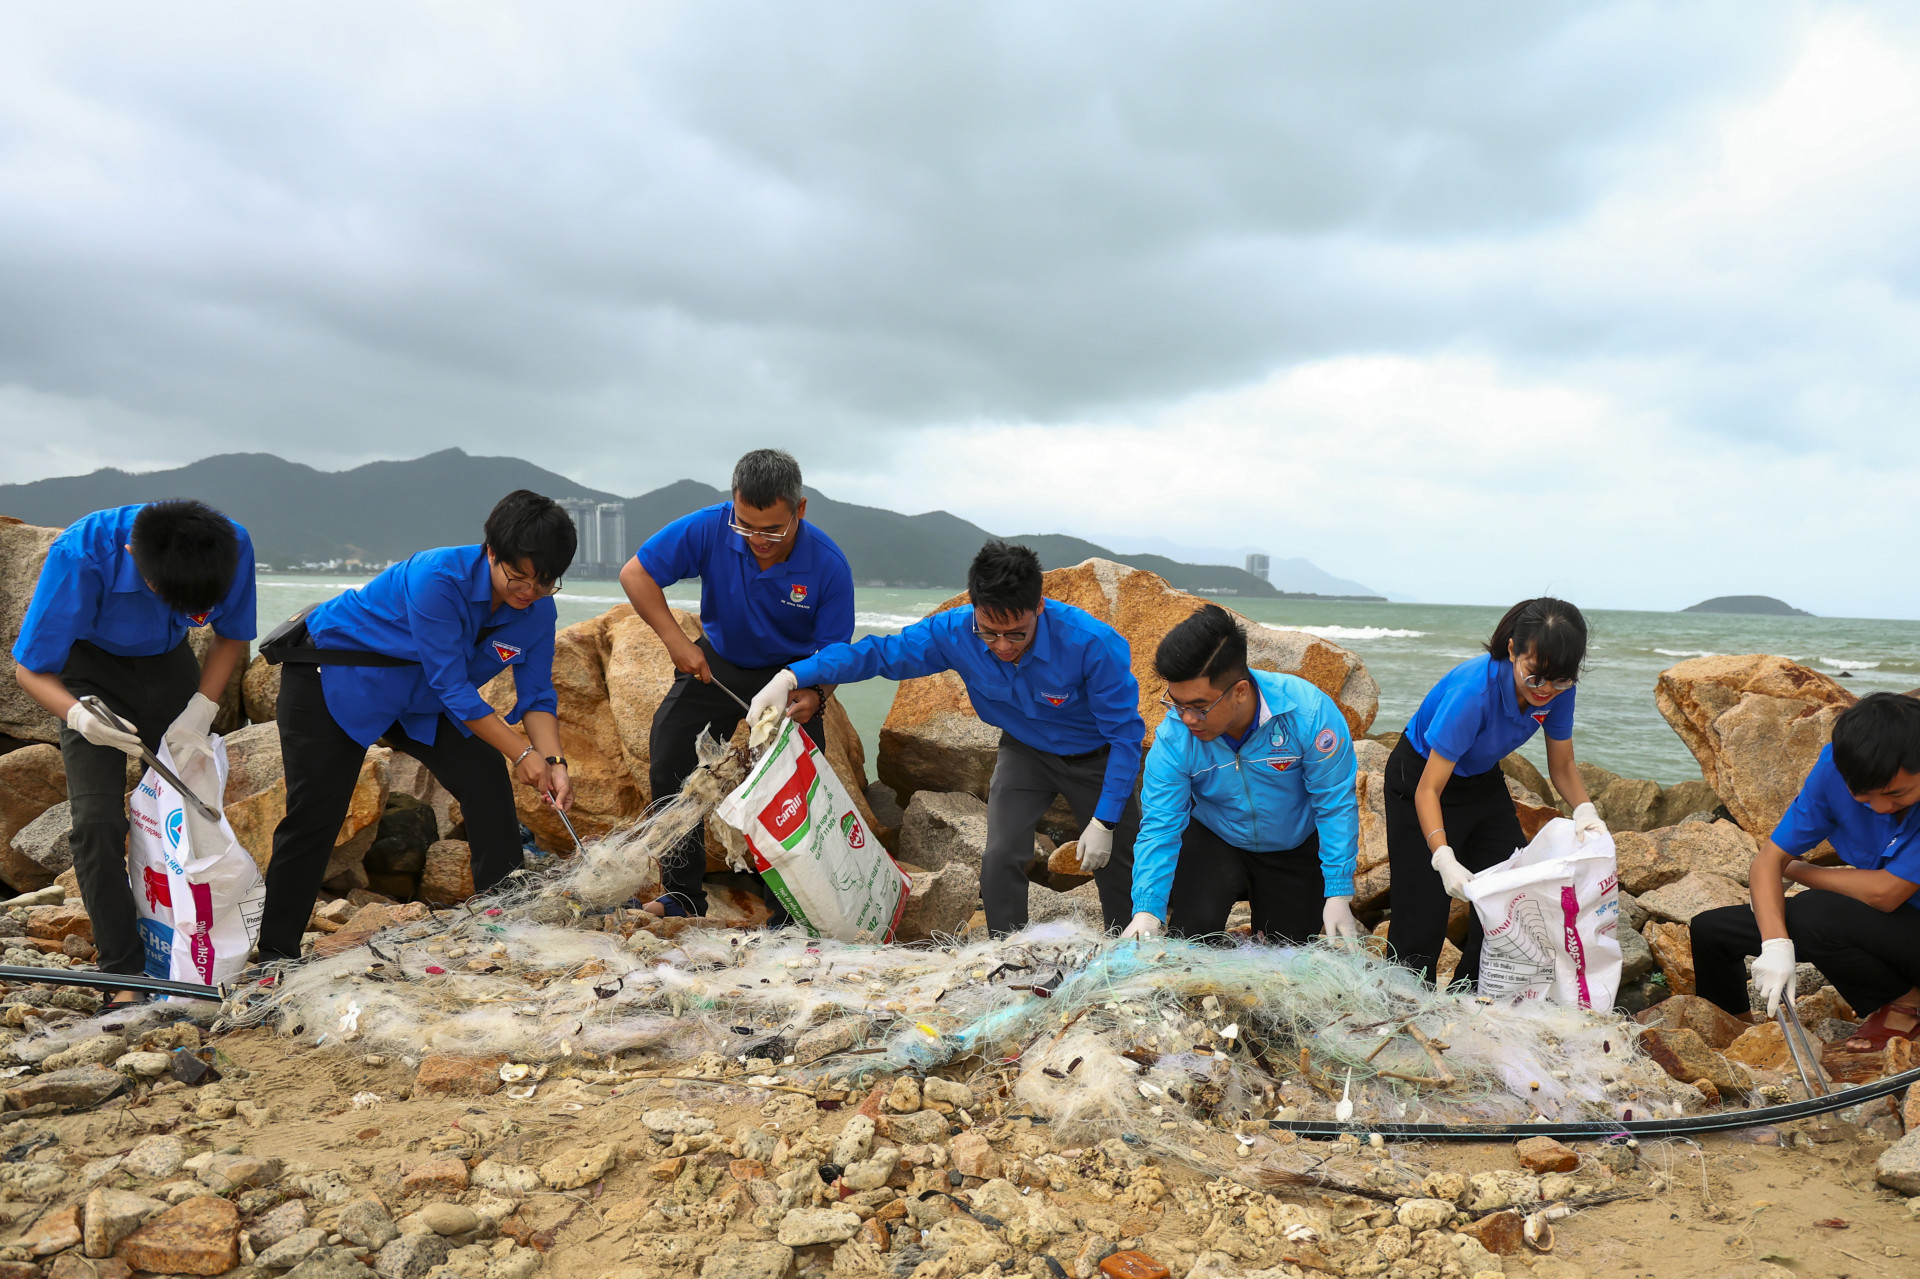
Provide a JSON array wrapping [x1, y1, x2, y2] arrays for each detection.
[[484, 490, 576, 585], [1486, 597, 1587, 683], [1155, 603, 1251, 690], [1831, 692, 1920, 793], [731, 449, 804, 513], [967, 540, 1043, 619], [130, 500, 241, 613]]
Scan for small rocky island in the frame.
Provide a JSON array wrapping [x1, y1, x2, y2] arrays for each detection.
[[1681, 595, 1812, 617]]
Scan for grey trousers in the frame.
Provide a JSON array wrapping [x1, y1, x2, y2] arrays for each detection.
[[983, 733, 1139, 935]]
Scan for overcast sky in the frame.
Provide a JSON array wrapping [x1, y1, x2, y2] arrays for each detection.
[[2, 2, 1917, 614]]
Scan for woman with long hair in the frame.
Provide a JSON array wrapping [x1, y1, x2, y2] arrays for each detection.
[[1384, 598, 1603, 986]]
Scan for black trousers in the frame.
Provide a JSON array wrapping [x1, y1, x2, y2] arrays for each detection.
[[57, 640, 200, 975], [983, 734, 1139, 935], [257, 663, 520, 960], [1690, 891, 1920, 1018], [1164, 819, 1324, 944], [648, 637, 822, 922], [1384, 736, 1524, 987]]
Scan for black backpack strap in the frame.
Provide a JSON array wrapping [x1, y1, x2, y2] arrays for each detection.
[[259, 603, 419, 668]]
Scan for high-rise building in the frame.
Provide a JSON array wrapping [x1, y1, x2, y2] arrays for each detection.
[[558, 499, 602, 566], [596, 503, 626, 567], [1245, 553, 1270, 582]]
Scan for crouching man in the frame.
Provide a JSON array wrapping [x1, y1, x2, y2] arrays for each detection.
[[1691, 692, 1920, 1051], [1121, 604, 1362, 943], [750, 540, 1145, 935], [11, 501, 256, 1001]]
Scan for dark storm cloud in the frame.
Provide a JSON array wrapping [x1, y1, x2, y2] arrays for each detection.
[[0, 0, 1801, 490]]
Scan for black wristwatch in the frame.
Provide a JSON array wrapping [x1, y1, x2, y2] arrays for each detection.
[[545, 756, 568, 768]]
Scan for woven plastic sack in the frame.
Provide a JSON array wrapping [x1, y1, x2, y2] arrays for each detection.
[[127, 737, 265, 987], [1462, 817, 1621, 1010], [715, 717, 909, 942]]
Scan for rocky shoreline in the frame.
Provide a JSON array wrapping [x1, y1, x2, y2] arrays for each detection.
[[1, 518, 1919, 1279]]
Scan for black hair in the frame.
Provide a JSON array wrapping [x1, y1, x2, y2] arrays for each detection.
[[1831, 692, 1920, 793], [1486, 597, 1587, 682], [484, 490, 576, 585], [130, 500, 241, 613], [1155, 603, 1252, 691], [731, 449, 804, 513], [967, 540, 1043, 619]]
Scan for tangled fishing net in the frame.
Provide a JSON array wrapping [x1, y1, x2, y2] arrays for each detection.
[[211, 723, 1697, 1135]]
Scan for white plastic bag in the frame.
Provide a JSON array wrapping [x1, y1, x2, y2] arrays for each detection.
[[127, 737, 265, 987], [1463, 817, 1621, 1010], [715, 718, 910, 942]]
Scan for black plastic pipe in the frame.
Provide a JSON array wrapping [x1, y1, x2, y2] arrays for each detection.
[[1267, 1063, 1920, 1140]]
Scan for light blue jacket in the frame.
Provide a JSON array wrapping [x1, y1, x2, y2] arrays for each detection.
[[1131, 669, 1359, 920]]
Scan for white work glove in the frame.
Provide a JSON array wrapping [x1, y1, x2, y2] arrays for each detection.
[[1074, 818, 1113, 872], [1321, 895, 1362, 939], [748, 670, 799, 727], [163, 693, 222, 804], [1121, 912, 1162, 940], [1430, 845, 1474, 901], [65, 701, 144, 757], [1753, 937, 1799, 1018], [1571, 801, 1609, 845]]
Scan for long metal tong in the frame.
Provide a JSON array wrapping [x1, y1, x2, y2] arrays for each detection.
[[1776, 998, 1829, 1098], [79, 696, 223, 824]]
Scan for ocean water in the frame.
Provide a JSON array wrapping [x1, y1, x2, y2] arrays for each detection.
[[255, 577, 1920, 787]]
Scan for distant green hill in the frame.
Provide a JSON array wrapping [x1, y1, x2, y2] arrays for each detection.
[[1680, 595, 1813, 617], [0, 449, 1383, 600]]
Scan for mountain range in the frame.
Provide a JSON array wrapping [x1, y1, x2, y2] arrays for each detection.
[[0, 450, 1384, 600]]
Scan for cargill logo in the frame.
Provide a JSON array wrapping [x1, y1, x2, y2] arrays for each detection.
[[775, 796, 804, 827]]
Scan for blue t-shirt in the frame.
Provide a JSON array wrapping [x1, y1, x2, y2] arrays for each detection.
[[305, 545, 559, 748], [1773, 744, 1920, 911], [12, 504, 258, 673], [788, 602, 1145, 825], [636, 503, 855, 670], [1403, 652, 1575, 777]]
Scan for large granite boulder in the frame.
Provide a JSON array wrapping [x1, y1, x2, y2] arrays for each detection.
[[877, 559, 1378, 809], [1656, 655, 1856, 845], [0, 518, 61, 744], [1611, 819, 1758, 895], [219, 722, 389, 885], [483, 604, 877, 858], [0, 744, 67, 892], [242, 654, 281, 725]]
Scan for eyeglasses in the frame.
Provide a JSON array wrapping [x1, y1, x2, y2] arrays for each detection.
[[1158, 683, 1238, 723], [500, 565, 562, 596], [728, 518, 793, 542], [1520, 672, 1575, 692], [974, 624, 1031, 645]]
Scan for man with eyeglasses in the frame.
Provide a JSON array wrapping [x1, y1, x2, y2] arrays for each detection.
[[750, 540, 1145, 936], [620, 449, 855, 922], [1120, 604, 1361, 943], [252, 490, 576, 964]]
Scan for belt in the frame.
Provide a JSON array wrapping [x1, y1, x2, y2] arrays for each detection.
[[1058, 745, 1110, 763]]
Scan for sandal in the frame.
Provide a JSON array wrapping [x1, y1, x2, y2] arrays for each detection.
[[1843, 1001, 1920, 1052]]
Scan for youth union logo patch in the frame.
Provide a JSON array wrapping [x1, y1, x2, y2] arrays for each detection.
[[789, 584, 809, 606], [1039, 692, 1068, 707], [491, 641, 523, 662], [185, 610, 211, 626], [1314, 728, 1338, 755], [1267, 758, 1295, 773], [1532, 712, 1549, 725]]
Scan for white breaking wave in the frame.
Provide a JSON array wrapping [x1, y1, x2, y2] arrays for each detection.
[[1267, 624, 1427, 640], [1654, 649, 1719, 659], [1820, 657, 1881, 670], [856, 612, 927, 631], [554, 592, 628, 604]]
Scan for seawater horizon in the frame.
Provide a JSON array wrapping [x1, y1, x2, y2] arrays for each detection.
[[253, 575, 1920, 789]]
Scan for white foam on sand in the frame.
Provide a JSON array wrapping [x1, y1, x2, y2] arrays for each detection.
[[1275, 624, 1428, 640], [1654, 649, 1719, 658]]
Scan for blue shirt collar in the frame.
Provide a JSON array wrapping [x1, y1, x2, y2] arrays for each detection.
[[107, 538, 153, 596], [1491, 657, 1521, 720], [466, 547, 496, 604], [1026, 603, 1056, 663]]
